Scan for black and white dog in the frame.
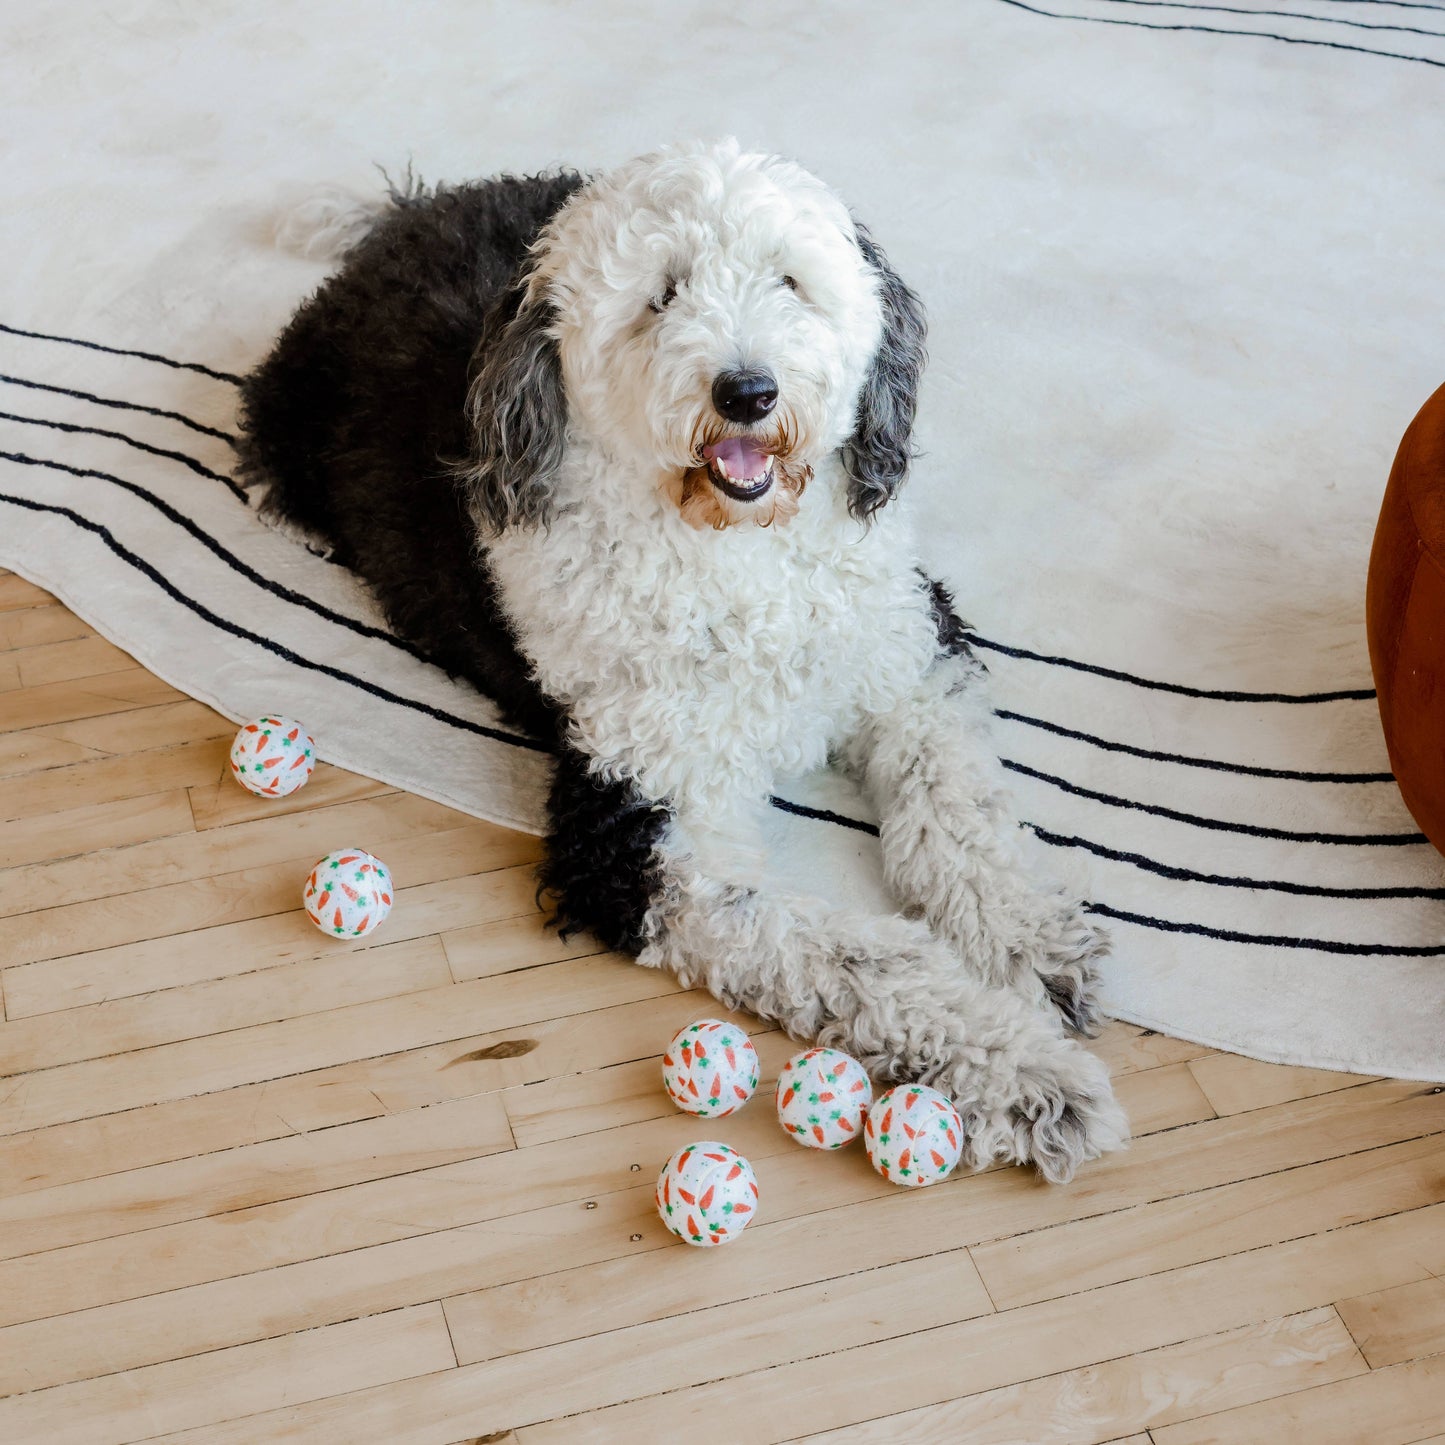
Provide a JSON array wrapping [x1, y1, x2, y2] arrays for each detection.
[[240, 140, 1126, 1181]]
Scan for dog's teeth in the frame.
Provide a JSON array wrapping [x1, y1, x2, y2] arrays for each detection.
[[713, 454, 773, 481], [707, 448, 775, 490]]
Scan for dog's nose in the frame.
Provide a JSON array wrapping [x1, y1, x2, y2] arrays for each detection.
[[711, 369, 779, 425]]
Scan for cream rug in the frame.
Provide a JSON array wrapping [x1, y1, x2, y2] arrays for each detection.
[[3, 0, 1443, 1079]]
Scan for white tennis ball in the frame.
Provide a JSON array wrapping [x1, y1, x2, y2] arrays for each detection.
[[303, 848, 394, 939], [661, 1019, 760, 1117], [655, 1141, 759, 1246], [229, 715, 315, 797], [863, 1083, 964, 1187], [775, 1047, 872, 1149]]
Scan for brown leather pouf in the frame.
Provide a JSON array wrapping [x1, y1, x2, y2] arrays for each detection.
[[1367, 382, 1445, 854]]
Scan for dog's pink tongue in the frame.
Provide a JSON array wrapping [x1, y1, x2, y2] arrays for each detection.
[[702, 436, 772, 480]]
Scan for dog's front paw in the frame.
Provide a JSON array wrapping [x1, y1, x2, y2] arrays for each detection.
[[959, 1034, 1128, 1184]]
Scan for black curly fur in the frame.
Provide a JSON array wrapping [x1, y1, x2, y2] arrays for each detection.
[[924, 575, 975, 661], [538, 743, 671, 953], [236, 169, 683, 952], [236, 171, 584, 741]]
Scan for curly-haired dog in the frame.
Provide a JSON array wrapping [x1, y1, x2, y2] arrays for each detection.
[[239, 139, 1127, 1182]]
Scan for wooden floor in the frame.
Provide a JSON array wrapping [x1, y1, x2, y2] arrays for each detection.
[[1, 576, 1443, 1444]]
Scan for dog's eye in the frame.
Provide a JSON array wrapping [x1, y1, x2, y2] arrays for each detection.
[[780, 275, 799, 292], [649, 281, 677, 315]]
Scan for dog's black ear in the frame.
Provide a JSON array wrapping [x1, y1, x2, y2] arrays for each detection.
[[460, 282, 567, 533], [841, 222, 927, 521]]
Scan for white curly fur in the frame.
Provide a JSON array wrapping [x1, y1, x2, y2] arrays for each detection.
[[274, 186, 389, 261], [487, 141, 1127, 1181], [527, 143, 880, 497], [842, 654, 1113, 1030]]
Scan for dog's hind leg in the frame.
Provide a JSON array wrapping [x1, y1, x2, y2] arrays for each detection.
[[636, 828, 1126, 1184], [840, 651, 1109, 1038]]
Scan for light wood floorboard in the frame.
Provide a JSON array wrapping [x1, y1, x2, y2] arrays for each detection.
[[1, 591, 1440, 1443]]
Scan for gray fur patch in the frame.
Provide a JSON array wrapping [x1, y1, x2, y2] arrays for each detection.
[[841, 221, 928, 520], [460, 288, 568, 533]]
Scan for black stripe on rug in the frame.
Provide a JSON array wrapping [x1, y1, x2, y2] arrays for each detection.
[[995, 708, 1394, 783], [968, 631, 1376, 704], [766, 795, 879, 834], [993, 0, 1445, 67], [1004, 758, 1427, 845], [1097, 0, 1445, 40], [1319, 1, 1445, 16], [1030, 824, 1445, 899], [0, 321, 244, 385], [1088, 901, 1445, 955], [0, 410, 245, 499], [0, 373, 237, 445]]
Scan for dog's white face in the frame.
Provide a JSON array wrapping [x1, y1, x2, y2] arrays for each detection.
[[532, 140, 887, 529]]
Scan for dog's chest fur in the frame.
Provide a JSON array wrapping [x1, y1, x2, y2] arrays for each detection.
[[487, 461, 938, 816]]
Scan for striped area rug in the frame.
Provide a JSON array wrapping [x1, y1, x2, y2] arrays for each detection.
[[3, 0, 1443, 1078]]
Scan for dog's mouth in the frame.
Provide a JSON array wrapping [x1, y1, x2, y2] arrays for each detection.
[[700, 436, 775, 502], [671, 420, 809, 530]]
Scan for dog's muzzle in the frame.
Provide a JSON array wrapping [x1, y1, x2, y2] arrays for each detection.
[[701, 436, 775, 502]]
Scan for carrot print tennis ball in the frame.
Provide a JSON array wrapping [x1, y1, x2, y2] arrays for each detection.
[[655, 1142, 759, 1246], [775, 1047, 872, 1149], [302, 848, 393, 939], [864, 1083, 964, 1187], [229, 715, 315, 798], [661, 1019, 760, 1118]]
